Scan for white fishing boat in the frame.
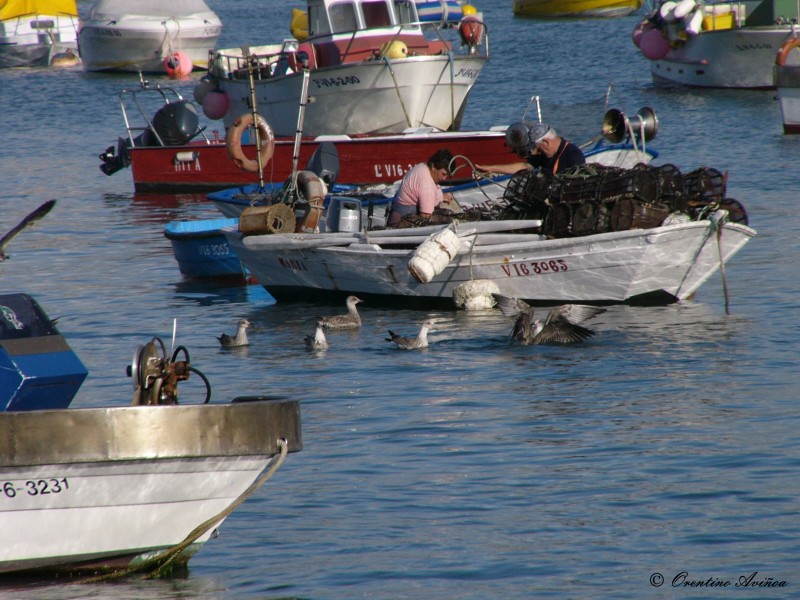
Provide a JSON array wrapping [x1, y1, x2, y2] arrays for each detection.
[[222, 163, 755, 306], [0, 0, 79, 68], [204, 0, 488, 136], [0, 292, 302, 576], [78, 0, 222, 73], [774, 36, 800, 133], [633, 0, 798, 88]]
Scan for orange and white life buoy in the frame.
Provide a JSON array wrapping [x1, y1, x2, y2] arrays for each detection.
[[295, 170, 327, 233], [226, 113, 275, 173], [776, 37, 800, 66]]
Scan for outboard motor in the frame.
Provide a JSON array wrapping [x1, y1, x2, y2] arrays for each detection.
[[0, 294, 88, 411], [151, 100, 201, 146], [305, 141, 340, 186], [99, 100, 201, 176]]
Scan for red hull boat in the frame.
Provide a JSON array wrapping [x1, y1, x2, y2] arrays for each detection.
[[124, 129, 519, 193]]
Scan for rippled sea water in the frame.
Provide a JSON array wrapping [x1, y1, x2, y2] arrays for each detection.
[[1, 1, 799, 598]]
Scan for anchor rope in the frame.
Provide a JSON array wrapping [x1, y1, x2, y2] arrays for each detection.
[[76, 438, 289, 584]]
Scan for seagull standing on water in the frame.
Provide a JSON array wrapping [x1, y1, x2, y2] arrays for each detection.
[[492, 293, 606, 345], [305, 320, 329, 351], [218, 319, 250, 347], [386, 319, 435, 350], [0, 199, 56, 261], [318, 295, 363, 330]]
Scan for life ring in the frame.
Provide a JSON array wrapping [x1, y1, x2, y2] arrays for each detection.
[[226, 113, 275, 173], [295, 170, 327, 233], [775, 37, 800, 66]]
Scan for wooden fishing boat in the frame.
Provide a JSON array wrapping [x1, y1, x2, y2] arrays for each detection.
[[0, 292, 302, 576]]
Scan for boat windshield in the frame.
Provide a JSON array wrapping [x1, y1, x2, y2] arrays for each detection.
[[309, 0, 417, 36]]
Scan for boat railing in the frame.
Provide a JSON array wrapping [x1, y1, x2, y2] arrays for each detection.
[[118, 80, 211, 148], [211, 18, 488, 81]]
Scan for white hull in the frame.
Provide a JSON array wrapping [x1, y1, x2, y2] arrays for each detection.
[[78, 15, 221, 72], [775, 64, 800, 133], [225, 218, 756, 304], [216, 55, 487, 136], [651, 27, 794, 89], [0, 400, 301, 574], [0, 14, 78, 68]]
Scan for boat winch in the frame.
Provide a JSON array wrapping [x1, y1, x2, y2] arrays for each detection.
[[127, 336, 210, 405]]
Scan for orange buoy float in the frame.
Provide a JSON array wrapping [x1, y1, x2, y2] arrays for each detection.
[[164, 51, 192, 78], [226, 114, 275, 173], [295, 171, 327, 233], [776, 37, 800, 66], [458, 15, 484, 47]]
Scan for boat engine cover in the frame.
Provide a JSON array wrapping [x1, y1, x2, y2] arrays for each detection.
[[152, 100, 201, 146]]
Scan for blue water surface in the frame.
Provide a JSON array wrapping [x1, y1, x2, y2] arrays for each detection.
[[0, 1, 798, 598]]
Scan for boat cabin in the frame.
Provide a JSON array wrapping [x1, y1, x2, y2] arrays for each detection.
[[212, 0, 479, 79]]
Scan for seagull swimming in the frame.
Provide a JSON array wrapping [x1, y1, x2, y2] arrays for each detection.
[[492, 293, 606, 345], [318, 295, 363, 330], [305, 320, 329, 351], [386, 319, 435, 350], [0, 199, 56, 261], [218, 319, 250, 347]]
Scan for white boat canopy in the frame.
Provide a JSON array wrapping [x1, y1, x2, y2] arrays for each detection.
[[85, 0, 216, 20]]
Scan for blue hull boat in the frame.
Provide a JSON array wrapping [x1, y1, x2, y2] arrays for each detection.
[[164, 217, 250, 280]]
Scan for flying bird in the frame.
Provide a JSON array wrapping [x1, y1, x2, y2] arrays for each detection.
[[386, 319, 435, 350], [318, 295, 363, 330], [305, 320, 329, 351], [0, 199, 56, 261], [492, 293, 605, 345], [218, 319, 250, 347]]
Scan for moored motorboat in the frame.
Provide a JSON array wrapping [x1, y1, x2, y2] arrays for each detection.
[[0, 292, 302, 576], [774, 36, 800, 133], [513, 0, 643, 18], [77, 0, 222, 73], [633, 0, 798, 88], [205, 0, 488, 136], [98, 80, 659, 192], [0, 0, 79, 68]]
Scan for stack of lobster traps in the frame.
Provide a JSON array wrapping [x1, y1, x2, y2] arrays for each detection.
[[493, 163, 748, 238]]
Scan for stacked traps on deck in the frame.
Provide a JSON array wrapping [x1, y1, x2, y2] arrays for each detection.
[[495, 163, 749, 238]]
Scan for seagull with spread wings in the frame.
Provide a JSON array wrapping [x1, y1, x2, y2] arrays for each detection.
[[492, 293, 606, 345], [0, 200, 56, 262]]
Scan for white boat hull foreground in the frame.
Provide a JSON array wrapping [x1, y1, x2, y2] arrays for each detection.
[[0, 401, 301, 575], [78, 0, 222, 72], [224, 216, 756, 304]]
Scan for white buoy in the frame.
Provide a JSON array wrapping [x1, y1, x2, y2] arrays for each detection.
[[685, 8, 704, 35], [408, 228, 460, 283], [672, 0, 696, 19], [453, 280, 500, 310]]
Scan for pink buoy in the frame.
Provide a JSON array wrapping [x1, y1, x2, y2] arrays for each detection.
[[164, 51, 192, 78], [639, 28, 670, 60], [202, 89, 229, 120], [632, 20, 654, 48], [193, 77, 214, 104]]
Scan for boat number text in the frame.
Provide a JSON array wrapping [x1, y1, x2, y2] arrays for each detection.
[[2, 478, 70, 499], [312, 76, 360, 89], [278, 257, 308, 272], [93, 29, 122, 37], [454, 68, 480, 80], [501, 259, 568, 277], [198, 243, 231, 257], [373, 163, 414, 178]]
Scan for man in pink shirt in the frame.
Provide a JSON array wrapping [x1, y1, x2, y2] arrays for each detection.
[[387, 149, 455, 227]]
